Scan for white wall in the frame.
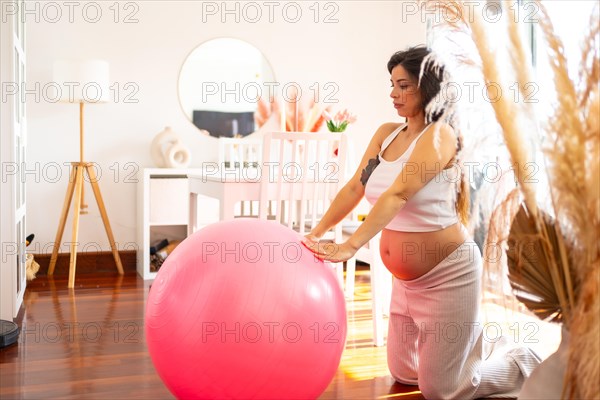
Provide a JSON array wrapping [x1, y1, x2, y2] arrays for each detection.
[[25, 1, 426, 253]]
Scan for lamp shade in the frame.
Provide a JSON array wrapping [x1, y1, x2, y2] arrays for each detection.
[[53, 60, 110, 103]]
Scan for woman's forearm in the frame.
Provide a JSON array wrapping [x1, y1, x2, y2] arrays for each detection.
[[310, 183, 364, 237], [346, 191, 406, 250]]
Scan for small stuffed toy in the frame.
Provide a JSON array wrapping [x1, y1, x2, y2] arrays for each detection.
[[25, 234, 40, 281]]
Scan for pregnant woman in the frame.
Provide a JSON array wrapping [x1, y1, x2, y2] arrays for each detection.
[[303, 45, 540, 399]]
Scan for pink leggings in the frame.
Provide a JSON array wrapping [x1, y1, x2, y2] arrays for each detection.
[[387, 240, 541, 399]]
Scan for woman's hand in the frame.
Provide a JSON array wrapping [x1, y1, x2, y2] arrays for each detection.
[[303, 232, 321, 245], [301, 239, 357, 263]]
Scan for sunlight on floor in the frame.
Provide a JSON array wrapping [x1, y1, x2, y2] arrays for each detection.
[[377, 391, 424, 399], [482, 301, 562, 360], [339, 276, 390, 382]]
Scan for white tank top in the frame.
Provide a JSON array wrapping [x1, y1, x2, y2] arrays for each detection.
[[364, 123, 460, 232]]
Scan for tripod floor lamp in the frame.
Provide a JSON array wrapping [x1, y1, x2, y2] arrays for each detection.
[[48, 60, 123, 288]]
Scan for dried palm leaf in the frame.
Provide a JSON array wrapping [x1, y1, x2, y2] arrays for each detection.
[[484, 188, 520, 267], [482, 187, 521, 311], [506, 203, 574, 322]]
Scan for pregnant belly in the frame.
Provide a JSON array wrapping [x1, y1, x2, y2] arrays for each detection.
[[379, 223, 467, 280]]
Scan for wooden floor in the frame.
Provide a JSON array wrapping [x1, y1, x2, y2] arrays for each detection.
[[0, 265, 562, 400], [0, 267, 425, 400]]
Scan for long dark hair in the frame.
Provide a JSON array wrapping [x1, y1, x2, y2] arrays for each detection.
[[387, 45, 445, 123], [388, 45, 469, 225]]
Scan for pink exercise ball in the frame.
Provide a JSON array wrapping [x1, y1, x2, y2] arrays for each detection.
[[145, 218, 347, 399]]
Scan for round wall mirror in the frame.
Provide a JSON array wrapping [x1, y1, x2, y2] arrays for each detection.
[[178, 38, 275, 138]]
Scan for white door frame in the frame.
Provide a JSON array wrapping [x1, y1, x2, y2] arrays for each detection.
[[1, 1, 27, 321]]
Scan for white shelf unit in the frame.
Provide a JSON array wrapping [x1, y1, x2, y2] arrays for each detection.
[[137, 168, 218, 280]]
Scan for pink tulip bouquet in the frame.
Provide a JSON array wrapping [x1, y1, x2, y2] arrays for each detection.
[[323, 109, 357, 132]]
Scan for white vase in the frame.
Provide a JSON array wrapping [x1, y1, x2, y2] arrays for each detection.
[[518, 326, 568, 400], [150, 126, 191, 168]]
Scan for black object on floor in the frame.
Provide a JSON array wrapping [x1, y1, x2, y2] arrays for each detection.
[[0, 320, 19, 348]]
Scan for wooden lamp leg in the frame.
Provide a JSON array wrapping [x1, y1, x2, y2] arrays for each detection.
[[68, 164, 85, 288], [85, 164, 124, 275], [79, 101, 87, 215], [48, 164, 78, 275]]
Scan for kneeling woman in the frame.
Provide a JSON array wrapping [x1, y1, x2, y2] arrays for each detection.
[[303, 46, 540, 399]]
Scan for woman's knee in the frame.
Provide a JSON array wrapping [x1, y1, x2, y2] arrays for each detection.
[[387, 340, 418, 385], [417, 360, 477, 399], [387, 358, 418, 386], [419, 380, 464, 400]]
